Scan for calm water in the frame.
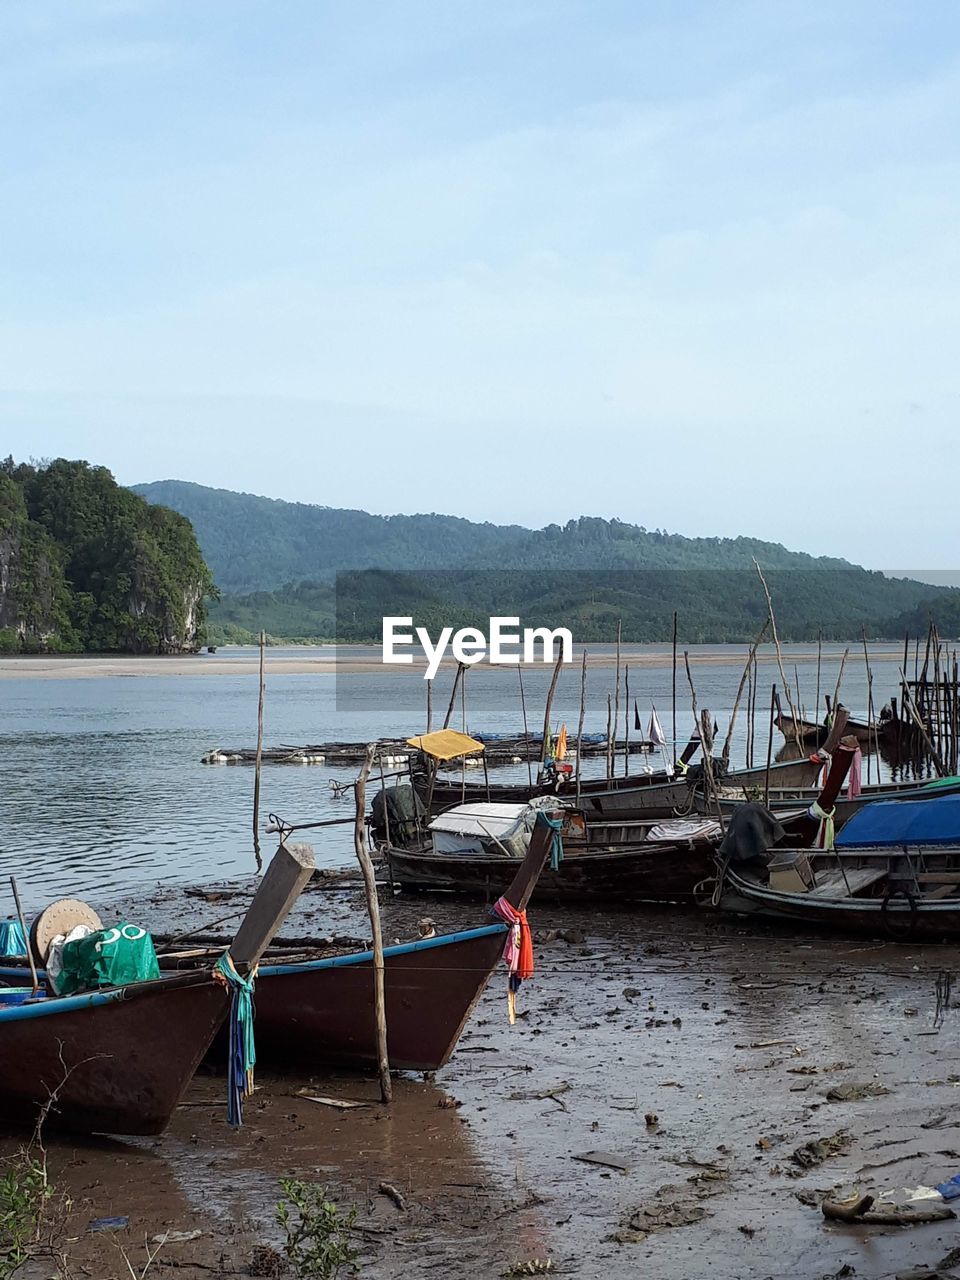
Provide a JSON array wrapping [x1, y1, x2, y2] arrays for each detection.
[[0, 643, 916, 909]]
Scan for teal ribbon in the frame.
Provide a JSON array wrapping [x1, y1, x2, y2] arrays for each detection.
[[214, 952, 256, 1128], [536, 810, 564, 871]]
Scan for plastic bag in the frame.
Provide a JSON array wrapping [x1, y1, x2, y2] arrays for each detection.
[[57, 923, 161, 995]]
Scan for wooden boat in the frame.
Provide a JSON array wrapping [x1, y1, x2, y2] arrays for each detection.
[[0, 972, 228, 1134], [0, 842, 313, 1134], [776, 707, 876, 748], [714, 792, 960, 940], [244, 809, 554, 1070], [711, 775, 960, 833], [384, 800, 721, 902], [426, 756, 827, 821]]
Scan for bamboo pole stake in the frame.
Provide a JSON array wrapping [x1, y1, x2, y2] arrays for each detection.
[[605, 694, 613, 777], [816, 628, 822, 730], [460, 663, 467, 803], [671, 612, 678, 765], [575, 650, 587, 805], [354, 743, 391, 1103], [613, 619, 622, 779], [831, 647, 849, 718], [746, 652, 754, 769], [683, 652, 723, 830], [252, 629, 266, 870], [720, 621, 769, 770], [753, 560, 800, 744], [539, 649, 564, 770], [10, 877, 38, 995], [898, 668, 946, 776], [517, 663, 533, 787], [426, 679, 433, 733], [442, 663, 464, 729], [764, 684, 776, 806], [623, 663, 630, 777]]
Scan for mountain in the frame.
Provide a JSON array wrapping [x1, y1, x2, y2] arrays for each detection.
[[1, 459, 214, 654], [133, 479, 953, 645]]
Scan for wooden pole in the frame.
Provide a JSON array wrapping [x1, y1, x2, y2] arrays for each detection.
[[764, 684, 776, 806], [671, 611, 678, 764], [460, 664, 467, 804], [252, 629, 266, 870], [613, 619, 622, 779], [442, 663, 464, 729], [605, 694, 613, 778], [539, 649, 564, 769], [753, 560, 801, 743], [229, 842, 315, 970], [354, 743, 392, 1104], [683, 652, 723, 830], [623, 663, 630, 777], [517, 663, 533, 787], [720, 621, 769, 770], [816, 628, 822, 729], [10, 877, 38, 995], [426, 679, 433, 733], [575, 650, 587, 805]]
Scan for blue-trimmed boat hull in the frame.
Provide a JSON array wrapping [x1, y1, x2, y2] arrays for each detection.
[[0, 974, 227, 1135]]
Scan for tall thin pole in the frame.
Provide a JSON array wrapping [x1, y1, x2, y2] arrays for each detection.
[[460, 664, 467, 803], [575, 650, 587, 805], [623, 663, 630, 777], [442, 663, 464, 729], [517, 663, 533, 787], [426, 679, 433, 733], [354, 743, 391, 1103], [10, 877, 38, 995], [540, 650, 564, 770], [815, 629, 822, 727], [613, 619, 622, 781], [605, 694, 613, 778], [252, 629, 265, 870], [671, 612, 678, 764], [764, 684, 776, 806]]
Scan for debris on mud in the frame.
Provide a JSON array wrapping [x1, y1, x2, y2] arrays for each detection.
[[824, 1082, 891, 1102], [789, 1130, 852, 1172], [612, 1183, 714, 1243]]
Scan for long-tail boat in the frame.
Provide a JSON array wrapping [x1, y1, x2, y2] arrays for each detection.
[[711, 758, 960, 939], [234, 811, 556, 1071], [383, 802, 721, 902], [3, 814, 557, 1076], [0, 842, 313, 1134]]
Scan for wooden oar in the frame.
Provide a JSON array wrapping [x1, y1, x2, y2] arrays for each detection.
[[9, 876, 39, 995]]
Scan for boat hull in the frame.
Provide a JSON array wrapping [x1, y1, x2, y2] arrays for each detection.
[[386, 841, 715, 903], [0, 977, 227, 1135], [250, 925, 509, 1072]]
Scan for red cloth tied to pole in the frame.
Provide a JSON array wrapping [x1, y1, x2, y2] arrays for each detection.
[[493, 897, 534, 1022]]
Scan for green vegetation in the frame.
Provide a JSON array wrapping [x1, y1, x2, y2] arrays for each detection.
[[1, 458, 215, 653], [0, 1148, 53, 1278], [135, 480, 958, 644], [275, 1179, 359, 1279]]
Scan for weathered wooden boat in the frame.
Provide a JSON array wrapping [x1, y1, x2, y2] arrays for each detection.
[[713, 792, 960, 940], [0, 971, 229, 1134], [711, 774, 960, 833], [0, 842, 314, 1134], [775, 707, 876, 748], [383, 799, 721, 902]]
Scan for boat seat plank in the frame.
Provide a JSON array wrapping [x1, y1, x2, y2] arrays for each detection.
[[806, 867, 887, 898], [914, 872, 960, 884]]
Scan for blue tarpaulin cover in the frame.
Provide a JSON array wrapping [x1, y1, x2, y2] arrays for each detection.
[[835, 794, 960, 849]]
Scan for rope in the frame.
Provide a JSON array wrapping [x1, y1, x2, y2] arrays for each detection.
[[213, 952, 257, 1127], [807, 800, 836, 851], [536, 810, 565, 871]]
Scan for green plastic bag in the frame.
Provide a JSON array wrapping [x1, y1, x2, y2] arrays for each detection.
[[57, 923, 161, 995]]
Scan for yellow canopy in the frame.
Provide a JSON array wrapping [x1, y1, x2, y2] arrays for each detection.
[[406, 729, 485, 761]]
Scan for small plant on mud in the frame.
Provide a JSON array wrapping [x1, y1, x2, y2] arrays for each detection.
[[275, 1179, 359, 1280], [0, 1148, 54, 1278]]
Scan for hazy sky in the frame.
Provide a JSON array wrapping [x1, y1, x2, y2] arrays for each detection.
[[2, 2, 958, 568]]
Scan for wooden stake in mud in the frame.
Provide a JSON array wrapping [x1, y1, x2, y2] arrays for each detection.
[[575, 650, 587, 805], [540, 648, 564, 770], [683, 652, 723, 830], [753, 560, 800, 744], [426, 679, 433, 733], [720, 621, 769, 770], [815, 629, 823, 729], [764, 684, 776, 807], [442, 663, 465, 730], [671, 612, 678, 765], [252, 629, 266, 871], [354, 743, 392, 1103], [605, 693, 613, 777], [613, 619, 622, 778], [623, 663, 630, 777], [10, 877, 38, 995], [517, 664, 533, 787]]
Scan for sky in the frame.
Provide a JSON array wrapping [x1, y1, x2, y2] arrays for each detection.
[[1, 1, 959, 569]]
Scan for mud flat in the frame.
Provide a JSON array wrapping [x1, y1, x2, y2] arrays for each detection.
[[5, 879, 960, 1279]]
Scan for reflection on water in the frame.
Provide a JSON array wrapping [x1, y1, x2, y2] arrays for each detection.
[[0, 643, 913, 908]]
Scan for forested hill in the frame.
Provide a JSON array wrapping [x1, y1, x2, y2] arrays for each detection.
[[1, 460, 214, 654], [135, 479, 856, 592], [134, 479, 953, 645]]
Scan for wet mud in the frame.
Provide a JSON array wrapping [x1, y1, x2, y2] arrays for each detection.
[[6, 875, 960, 1280]]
